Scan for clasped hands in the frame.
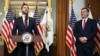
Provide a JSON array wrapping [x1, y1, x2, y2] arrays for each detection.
[[79, 37, 87, 44]]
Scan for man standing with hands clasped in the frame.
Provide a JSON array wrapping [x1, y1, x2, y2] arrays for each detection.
[[73, 8, 97, 56]]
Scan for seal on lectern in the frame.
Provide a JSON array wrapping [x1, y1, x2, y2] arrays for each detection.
[[22, 32, 33, 44]]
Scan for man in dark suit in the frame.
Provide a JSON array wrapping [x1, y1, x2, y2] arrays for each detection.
[[12, 4, 39, 56], [73, 8, 97, 56]]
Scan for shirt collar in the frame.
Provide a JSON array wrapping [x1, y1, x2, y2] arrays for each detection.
[[22, 15, 25, 20], [82, 17, 88, 22]]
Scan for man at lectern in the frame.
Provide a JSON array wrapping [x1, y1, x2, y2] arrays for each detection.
[[12, 3, 39, 56]]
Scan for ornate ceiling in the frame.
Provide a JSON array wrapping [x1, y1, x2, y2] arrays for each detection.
[[11, 0, 47, 17]]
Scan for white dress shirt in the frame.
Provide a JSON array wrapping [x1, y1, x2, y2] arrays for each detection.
[[22, 15, 29, 26], [82, 17, 88, 40]]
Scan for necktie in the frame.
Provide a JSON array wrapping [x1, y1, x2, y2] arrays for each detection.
[[82, 20, 86, 30], [25, 18, 27, 28]]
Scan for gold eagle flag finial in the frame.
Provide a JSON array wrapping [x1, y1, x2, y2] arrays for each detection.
[[4, 0, 11, 16], [70, 0, 75, 4]]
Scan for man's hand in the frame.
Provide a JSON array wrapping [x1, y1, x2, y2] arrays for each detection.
[[79, 37, 87, 43]]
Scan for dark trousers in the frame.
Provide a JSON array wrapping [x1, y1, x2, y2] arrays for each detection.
[[93, 52, 99, 56], [4, 43, 18, 56], [39, 44, 53, 56], [77, 47, 93, 56], [17, 42, 35, 56], [4, 43, 53, 56]]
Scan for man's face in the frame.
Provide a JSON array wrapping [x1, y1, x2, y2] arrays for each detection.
[[21, 5, 29, 14], [81, 9, 89, 19]]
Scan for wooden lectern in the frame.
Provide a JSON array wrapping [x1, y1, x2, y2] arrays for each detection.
[[12, 34, 42, 56], [12, 35, 42, 43]]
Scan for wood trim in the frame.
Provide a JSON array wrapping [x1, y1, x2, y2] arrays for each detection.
[[56, 0, 69, 56], [0, 46, 4, 56], [85, 0, 100, 20]]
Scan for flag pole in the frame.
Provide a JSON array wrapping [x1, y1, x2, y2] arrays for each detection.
[[69, 0, 74, 26], [36, 0, 38, 7], [47, 0, 51, 12], [87, 0, 90, 8], [71, 0, 74, 10], [4, 0, 11, 17], [70, 1, 73, 56]]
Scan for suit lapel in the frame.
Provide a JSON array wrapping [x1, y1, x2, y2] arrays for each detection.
[[79, 20, 83, 31], [19, 17, 26, 28], [84, 19, 90, 31]]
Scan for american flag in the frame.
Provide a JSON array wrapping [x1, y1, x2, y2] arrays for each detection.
[[33, 6, 44, 55], [66, 8, 77, 56], [69, 9, 77, 29], [94, 19, 100, 55], [1, 7, 17, 53]]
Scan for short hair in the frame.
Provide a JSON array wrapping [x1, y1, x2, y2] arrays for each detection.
[[81, 8, 89, 12], [21, 3, 28, 9]]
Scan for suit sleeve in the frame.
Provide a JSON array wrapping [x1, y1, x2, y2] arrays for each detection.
[[86, 20, 97, 40], [12, 19, 18, 35]]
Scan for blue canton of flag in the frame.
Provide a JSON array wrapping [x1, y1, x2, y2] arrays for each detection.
[[6, 7, 14, 23], [69, 9, 77, 29], [33, 7, 41, 25]]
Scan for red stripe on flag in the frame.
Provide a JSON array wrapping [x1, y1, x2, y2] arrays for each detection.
[[37, 24, 43, 35], [94, 24, 100, 54], [66, 25, 77, 56], [33, 24, 44, 55], [35, 26, 44, 55], [1, 19, 17, 53], [95, 39, 100, 51]]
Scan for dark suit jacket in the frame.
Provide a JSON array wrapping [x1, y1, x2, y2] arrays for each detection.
[[12, 17, 39, 56], [73, 18, 97, 48], [12, 17, 39, 35]]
